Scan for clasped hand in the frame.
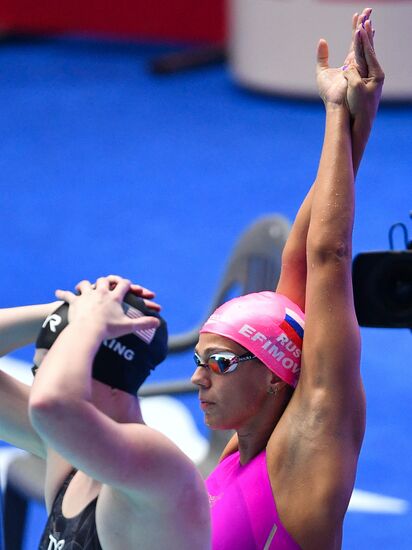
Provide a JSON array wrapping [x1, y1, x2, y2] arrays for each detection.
[[55, 275, 161, 341], [317, 8, 385, 122]]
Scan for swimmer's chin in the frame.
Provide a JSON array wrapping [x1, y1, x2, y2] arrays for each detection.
[[204, 415, 234, 431]]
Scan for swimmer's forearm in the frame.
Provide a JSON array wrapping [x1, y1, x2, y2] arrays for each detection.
[[279, 115, 366, 269], [308, 105, 354, 256], [0, 302, 62, 357], [30, 321, 102, 406], [276, 187, 313, 310], [351, 115, 373, 177], [277, 107, 361, 308], [298, 103, 361, 390], [279, 120, 361, 299]]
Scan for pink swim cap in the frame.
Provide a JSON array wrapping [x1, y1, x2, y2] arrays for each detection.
[[199, 292, 305, 387]]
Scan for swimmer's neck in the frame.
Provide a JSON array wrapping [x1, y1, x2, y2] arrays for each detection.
[[236, 385, 293, 464], [237, 431, 268, 465], [237, 414, 281, 466]]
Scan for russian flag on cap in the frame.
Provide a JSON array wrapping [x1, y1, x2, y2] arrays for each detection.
[[279, 307, 305, 346]]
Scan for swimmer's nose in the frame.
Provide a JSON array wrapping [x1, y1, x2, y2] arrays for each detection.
[[191, 366, 211, 389]]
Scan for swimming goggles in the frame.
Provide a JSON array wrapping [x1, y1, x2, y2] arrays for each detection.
[[193, 351, 256, 374]]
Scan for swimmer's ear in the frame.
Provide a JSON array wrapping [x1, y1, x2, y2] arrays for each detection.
[[269, 372, 282, 385], [266, 373, 284, 397], [269, 376, 293, 398]]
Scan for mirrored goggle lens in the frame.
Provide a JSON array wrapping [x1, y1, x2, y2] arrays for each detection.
[[194, 352, 239, 374], [208, 354, 237, 374]]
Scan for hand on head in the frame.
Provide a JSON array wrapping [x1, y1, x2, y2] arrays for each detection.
[[55, 275, 161, 341]]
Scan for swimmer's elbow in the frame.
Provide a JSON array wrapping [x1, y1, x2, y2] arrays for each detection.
[[307, 211, 354, 264], [307, 237, 352, 265], [29, 391, 59, 414], [29, 393, 76, 432]]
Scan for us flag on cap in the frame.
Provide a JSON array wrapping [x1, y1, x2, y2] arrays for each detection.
[[124, 303, 157, 344]]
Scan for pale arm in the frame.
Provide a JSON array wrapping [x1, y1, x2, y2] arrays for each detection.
[[0, 302, 61, 356], [29, 277, 195, 498], [0, 301, 61, 457]]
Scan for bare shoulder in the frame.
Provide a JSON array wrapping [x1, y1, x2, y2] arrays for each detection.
[[268, 265, 366, 536], [108, 421, 208, 498], [266, 276, 366, 548], [0, 370, 46, 458], [95, 448, 210, 550], [265, 369, 365, 549], [268, 377, 365, 486]]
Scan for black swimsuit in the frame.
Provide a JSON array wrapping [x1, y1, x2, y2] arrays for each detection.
[[38, 470, 102, 550]]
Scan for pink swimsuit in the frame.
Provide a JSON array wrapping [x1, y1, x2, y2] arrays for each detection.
[[206, 450, 301, 550]]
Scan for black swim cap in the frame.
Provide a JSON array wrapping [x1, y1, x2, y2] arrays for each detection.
[[35, 292, 168, 395]]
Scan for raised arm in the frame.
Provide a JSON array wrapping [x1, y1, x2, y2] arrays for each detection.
[[302, 72, 357, 389], [267, 25, 384, 549], [222, 10, 381, 463], [301, 23, 384, 395], [0, 302, 61, 356], [29, 277, 202, 501], [276, 8, 377, 311], [0, 301, 61, 457], [278, 47, 361, 549]]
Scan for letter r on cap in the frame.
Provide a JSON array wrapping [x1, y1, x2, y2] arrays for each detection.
[[42, 314, 62, 333]]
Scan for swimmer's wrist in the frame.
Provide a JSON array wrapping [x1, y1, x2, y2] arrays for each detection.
[[352, 110, 374, 134], [324, 102, 348, 113], [66, 317, 108, 345], [325, 103, 351, 128]]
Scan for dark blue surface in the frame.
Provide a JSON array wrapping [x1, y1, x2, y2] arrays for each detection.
[[0, 37, 411, 549]]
